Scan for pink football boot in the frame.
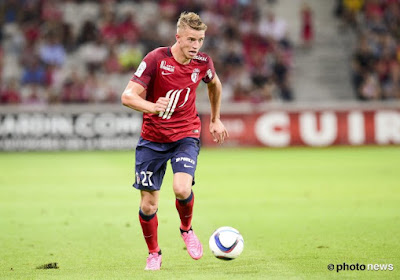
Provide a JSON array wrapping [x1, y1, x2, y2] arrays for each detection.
[[181, 229, 203, 260], [145, 252, 162, 270]]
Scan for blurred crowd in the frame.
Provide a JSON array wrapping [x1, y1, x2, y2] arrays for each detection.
[[336, 0, 400, 100], [0, 0, 294, 105]]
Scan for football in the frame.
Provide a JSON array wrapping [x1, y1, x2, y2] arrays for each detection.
[[209, 226, 244, 260]]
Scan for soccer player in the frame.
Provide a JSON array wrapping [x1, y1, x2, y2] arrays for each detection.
[[121, 12, 228, 270]]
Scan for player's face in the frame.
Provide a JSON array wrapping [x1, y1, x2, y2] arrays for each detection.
[[176, 27, 205, 60]]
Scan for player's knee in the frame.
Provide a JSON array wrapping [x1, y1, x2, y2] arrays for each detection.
[[173, 183, 191, 200], [140, 202, 158, 215]]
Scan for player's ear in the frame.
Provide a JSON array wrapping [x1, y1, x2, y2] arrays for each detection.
[[175, 33, 180, 42]]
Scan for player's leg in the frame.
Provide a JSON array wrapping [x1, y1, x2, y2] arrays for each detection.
[[134, 138, 170, 270], [171, 137, 202, 260], [173, 172, 194, 230], [140, 190, 160, 253], [140, 190, 162, 270], [173, 172, 203, 260]]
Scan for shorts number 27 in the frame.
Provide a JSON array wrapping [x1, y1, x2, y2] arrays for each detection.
[[136, 171, 154, 187]]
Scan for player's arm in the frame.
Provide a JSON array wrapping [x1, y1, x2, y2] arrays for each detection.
[[121, 81, 169, 114], [207, 74, 229, 143]]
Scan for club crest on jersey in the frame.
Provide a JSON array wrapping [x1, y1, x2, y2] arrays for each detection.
[[160, 60, 175, 73], [191, 68, 200, 83]]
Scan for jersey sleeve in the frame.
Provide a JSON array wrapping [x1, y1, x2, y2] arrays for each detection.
[[131, 51, 158, 89], [202, 56, 216, 83]]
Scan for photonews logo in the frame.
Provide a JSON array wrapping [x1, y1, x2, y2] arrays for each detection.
[[328, 263, 394, 273]]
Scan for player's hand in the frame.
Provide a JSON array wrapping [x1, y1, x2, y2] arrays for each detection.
[[209, 119, 229, 144], [153, 97, 170, 114]]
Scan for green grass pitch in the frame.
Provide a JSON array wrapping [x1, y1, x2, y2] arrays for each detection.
[[1, 146, 399, 279]]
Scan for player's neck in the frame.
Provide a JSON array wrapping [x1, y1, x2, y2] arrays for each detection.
[[171, 43, 191, 65]]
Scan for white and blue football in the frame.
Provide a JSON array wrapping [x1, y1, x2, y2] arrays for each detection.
[[209, 226, 244, 260]]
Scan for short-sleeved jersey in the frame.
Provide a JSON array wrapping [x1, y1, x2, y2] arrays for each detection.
[[131, 47, 215, 143]]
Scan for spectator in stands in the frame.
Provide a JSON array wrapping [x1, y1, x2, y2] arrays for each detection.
[[76, 20, 98, 45], [60, 72, 87, 103], [117, 12, 140, 44], [300, 2, 314, 49], [100, 11, 120, 45], [117, 43, 143, 73], [19, 40, 37, 68], [61, 22, 76, 53], [359, 72, 381, 100], [82, 68, 115, 103], [0, 0, 21, 24], [0, 78, 21, 104], [21, 19, 41, 45], [352, 35, 375, 99], [21, 84, 45, 104], [252, 80, 276, 102], [365, 8, 387, 34], [258, 10, 288, 44], [21, 57, 47, 86], [38, 32, 66, 66], [41, 0, 63, 22], [19, 1, 41, 24], [384, 0, 400, 38], [272, 50, 293, 101], [78, 35, 108, 72], [0, 46, 3, 76], [155, 7, 177, 47], [224, 66, 252, 102], [249, 49, 271, 90], [3, 18, 25, 55], [104, 45, 123, 74], [340, 0, 364, 31], [382, 60, 400, 99]]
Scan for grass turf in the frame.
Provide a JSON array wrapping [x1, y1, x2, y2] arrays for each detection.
[[0, 146, 399, 279]]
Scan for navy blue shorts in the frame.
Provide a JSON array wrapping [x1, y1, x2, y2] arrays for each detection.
[[133, 137, 200, 191]]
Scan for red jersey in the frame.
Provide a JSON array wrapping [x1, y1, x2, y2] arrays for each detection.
[[131, 47, 215, 143]]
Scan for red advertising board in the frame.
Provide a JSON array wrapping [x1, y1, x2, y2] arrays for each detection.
[[201, 110, 400, 147]]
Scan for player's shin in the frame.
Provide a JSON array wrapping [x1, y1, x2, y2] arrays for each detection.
[[175, 191, 194, 231], [139, 209, 160, 253]]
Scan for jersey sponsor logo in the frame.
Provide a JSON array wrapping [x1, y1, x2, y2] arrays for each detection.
[[160, 60, 175, 73], [161, 71, 173, 76], [194, 55, 207, 62], [191, 68, 200, 83], [184, 164, 194, 168], [158, 88, 191, 119], [135, 61, 146, 77]]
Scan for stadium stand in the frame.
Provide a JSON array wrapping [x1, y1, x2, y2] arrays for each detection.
[[1, 1, 400, 152], [336, 0, 400, 101], [287, 0, 355, 101], [0, 0, 297, 105], [1, 0, 399, 106]]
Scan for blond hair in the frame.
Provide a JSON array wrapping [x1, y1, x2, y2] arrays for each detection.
[[177, 12, 207, 32]]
